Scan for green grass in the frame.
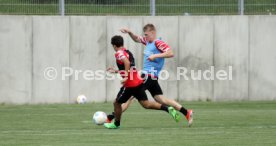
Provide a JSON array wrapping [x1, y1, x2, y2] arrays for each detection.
[[0, 0, 275, 15], [0, 101, 276, 146]]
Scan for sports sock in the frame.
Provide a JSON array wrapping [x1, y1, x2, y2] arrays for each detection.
[[160, 104, 169, 113], [180, 107, 188, 116], [107, 112, 115, 120], [114, 120, 120, 127]]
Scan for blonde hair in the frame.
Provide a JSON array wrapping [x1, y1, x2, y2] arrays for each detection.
[[143, 24, 156, 32]]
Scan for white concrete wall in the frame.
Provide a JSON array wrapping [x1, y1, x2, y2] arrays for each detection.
[[249, 16, 276, 100], [0, 15, 276, 104], [0, 16, 32, 104], [178, 16, 214, 101], [213, 16, 249, 101], [32, 16, 70, 103], [69, 16, 107, 103]]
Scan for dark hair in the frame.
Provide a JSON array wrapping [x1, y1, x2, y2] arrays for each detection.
[[143, 23, 156, 32], [111, 35, 124, 47]]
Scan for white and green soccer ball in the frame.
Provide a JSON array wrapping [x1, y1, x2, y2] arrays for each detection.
[[92, 111, 107, 125], [76, 95, 87, 104]]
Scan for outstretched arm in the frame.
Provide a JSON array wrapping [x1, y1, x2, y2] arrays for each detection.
[[106, 67, 119, 74], [120, 28, 144, 44]]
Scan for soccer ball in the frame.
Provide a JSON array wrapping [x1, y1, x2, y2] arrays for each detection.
[[92, 111, 107, 125], [76, 95, 87, 104]]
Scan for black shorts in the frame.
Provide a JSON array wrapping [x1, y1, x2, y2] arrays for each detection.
[[116, 84, 148, 104], [141, 74, 163, 97]]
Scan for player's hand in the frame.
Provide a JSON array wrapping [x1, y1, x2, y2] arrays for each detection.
[[147, 55, 156, 61], [121, 77, 128, 85], [120, 28, 130, 34], [106, 67, 117, 74]]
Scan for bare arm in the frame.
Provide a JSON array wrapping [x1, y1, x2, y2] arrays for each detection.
[[151, 49, 174, 59], [147, 49, 174, 61], [148, 40, 174, 61], [106, 67, 119, 74], [120, 28, 140, 43]]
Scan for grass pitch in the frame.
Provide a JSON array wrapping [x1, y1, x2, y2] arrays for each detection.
[[0, 101, 276, 146]]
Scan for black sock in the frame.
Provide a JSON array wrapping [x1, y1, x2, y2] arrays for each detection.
[[180, 107, 188, 116], [160, 104, 169, 113], [107, 112, 115, 121], [114, 120, 120, 127]]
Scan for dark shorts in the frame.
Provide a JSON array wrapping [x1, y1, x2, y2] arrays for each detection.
[[116, 83, 148, 104], [141, 74, 163, 97]]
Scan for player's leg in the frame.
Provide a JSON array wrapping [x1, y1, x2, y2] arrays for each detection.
[[154, 94, 184, 113], [146, 77, 187, 113], [122, 96, 134, 112], [154, 94, 193, 126], [154, 95, 182, 110], [133, 84, 180, 122], [106, 96, 134, 122], [104, 87, 132, 129], [138, 100, 165, 110], [147, 77, 193, 126], [106, 75, 148, 122], [104, 100, 122, 129], [113, 100, 122, 126], [138, 100, 180, 122]]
